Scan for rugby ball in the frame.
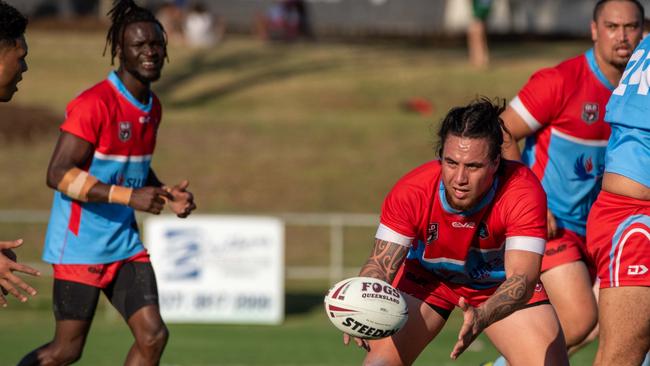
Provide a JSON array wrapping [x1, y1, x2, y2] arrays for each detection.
[[324, 276, 408, 339]]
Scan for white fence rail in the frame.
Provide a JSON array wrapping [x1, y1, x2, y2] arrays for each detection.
[[2, 210, 379, 284]]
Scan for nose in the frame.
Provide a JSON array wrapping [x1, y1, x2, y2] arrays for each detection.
[[617, 26, 628, 42], [454, 166, 469, 185]]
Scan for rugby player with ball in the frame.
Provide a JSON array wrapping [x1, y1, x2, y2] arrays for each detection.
[[338, 98, 569, 365]]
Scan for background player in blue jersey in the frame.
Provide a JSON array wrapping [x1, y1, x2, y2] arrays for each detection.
[[18, 1, 196, 365], [587, 18, 650, 366], [0, 0, 40, 308], [498, 0, 643, 360]]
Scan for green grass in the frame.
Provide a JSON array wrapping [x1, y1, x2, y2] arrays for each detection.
[[0, 29, 602, 364], [0, 293, 598, 366]]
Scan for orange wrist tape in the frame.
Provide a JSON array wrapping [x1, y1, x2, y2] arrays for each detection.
[[108, 185, 133, 206], [57, 167, 98, 202]]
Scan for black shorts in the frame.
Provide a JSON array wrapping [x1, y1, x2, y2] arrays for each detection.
[[53, 261, 159, 321]]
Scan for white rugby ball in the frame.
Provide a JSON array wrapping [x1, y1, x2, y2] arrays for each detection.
[[324, 276, 408, 339]]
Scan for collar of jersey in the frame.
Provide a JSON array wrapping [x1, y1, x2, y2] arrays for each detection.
[[438, 177, 499, 217], [585, 48, 615, 91], [108, 71, 153, 113]]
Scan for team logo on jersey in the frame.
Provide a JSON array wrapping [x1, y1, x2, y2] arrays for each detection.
[[118, 121, 132, 142], [478, 222, 489, 239], [572, 154, 604, 181], [427, 223, 439, 242], [581, 103, 599, 124]]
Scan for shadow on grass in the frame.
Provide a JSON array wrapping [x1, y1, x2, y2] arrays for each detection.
[[286, 291, 325, 315], [157, 46, 340, 109]]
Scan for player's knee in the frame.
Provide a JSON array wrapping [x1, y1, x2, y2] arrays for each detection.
[[48, 344, 84, 365], [562, 310, 597, 347], [138, 324, 169, 352]]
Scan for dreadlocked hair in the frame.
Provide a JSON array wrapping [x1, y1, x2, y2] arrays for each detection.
[[0, 0, 27, 47], [103, 0, 167, 65]]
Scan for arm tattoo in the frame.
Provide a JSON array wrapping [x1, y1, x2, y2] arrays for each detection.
[[474, 274, 530, 330], [358, 239, 408, 283]]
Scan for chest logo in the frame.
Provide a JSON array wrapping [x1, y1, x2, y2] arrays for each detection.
[[573, 154, 604, 181], [478, 222, 490, 240], [581, 102, 599, 124], [427, 223, 439, 243], [118, 121, 132, 142]]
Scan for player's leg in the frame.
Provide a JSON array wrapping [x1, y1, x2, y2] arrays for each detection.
[[567, 279, 599, 355], [541, 260, 597, 348], [363, 292, 449, 366], [485, 303, 569, 366], [539, 230, 598, 350], [105, 261, 168, 365], [594, 287, 650, 366], [18, 280, 100, 365]]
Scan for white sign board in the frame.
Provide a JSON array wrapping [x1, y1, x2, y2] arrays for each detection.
[[144, 215, 284, 324]]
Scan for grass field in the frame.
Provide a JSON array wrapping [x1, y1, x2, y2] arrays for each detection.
[[0, 28, 601, 365]]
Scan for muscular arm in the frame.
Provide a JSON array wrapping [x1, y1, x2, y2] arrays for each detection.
[[500, 106, 535, 162], [475, 249, 541, 328], [46, 131, 171, 213], [451, 249, 542, 359], [358, 239, 408, 284], [343, 238, 408, 350], [46, 132, 111, 202]]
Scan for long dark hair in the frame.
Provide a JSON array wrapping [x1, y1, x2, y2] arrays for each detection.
[[437, 97, 510, 165]]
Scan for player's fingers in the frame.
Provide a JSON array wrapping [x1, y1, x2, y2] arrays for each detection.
[[10, 262, 41, 277], [177, 179, 190, 191], [0, 239, 23, 250], [154, 187, 174, 200], [1, 286, 7, 296], [0, 279, 26, 302], [6, 273, 37, 296], [343, 333, 350, 345]]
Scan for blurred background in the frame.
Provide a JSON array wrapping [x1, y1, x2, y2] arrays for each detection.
[[0, 0, 633, 365]]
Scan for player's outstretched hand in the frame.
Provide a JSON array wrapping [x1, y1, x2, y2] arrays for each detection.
[[129, 187, 172, 214], [342, 333, 370, 352], [451, 297, 482, 360], [164, 180, 197, 218], [0, 239, 40, 307]]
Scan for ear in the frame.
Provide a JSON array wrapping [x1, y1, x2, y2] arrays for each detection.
[[591, 20, 598, 43], [115, 43, 122, 59]]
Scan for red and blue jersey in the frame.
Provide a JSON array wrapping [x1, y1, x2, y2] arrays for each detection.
[[375, 160, 547, 290], [43, 71, 161, 264], [510, 49, 613, 236]]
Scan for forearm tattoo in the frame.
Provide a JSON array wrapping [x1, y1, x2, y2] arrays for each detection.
[[474, 274, 530, 331], [359, 240, 408, 283]]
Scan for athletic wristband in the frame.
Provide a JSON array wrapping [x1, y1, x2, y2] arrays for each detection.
[[57, 167, 99, 202], [108, 185, 133, 206]]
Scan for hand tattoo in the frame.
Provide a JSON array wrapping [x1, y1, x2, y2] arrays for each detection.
[[358, 239, 408, 283]]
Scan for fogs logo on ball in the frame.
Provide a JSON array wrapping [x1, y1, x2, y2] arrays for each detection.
[[324, 277, 408, 340]]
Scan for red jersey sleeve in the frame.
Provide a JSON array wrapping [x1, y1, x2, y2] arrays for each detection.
[[378, 181, 425, 246], [500, 167, 547, 253], [510, 67, 564, 132], [60, 93, 107, 146]]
